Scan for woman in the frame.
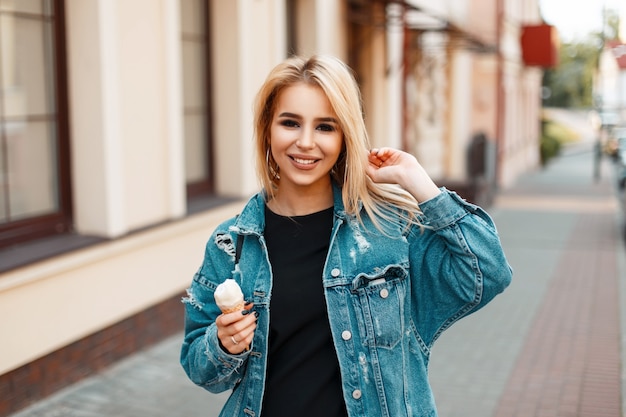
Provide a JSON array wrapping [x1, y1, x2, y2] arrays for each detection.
[[181, 55, 512, 417]]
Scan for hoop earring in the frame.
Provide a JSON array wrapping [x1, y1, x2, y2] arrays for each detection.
[[266, 148, 280, 181], [332, 151, 347, 184]]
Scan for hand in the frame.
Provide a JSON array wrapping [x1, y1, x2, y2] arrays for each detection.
[[216, 303, 257, 354], [366, 148, 440, 202]]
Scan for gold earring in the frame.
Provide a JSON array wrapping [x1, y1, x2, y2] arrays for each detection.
[[267, 148, 280, 181]]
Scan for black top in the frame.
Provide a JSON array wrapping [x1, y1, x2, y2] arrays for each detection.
[[262, 206, 348, 417]]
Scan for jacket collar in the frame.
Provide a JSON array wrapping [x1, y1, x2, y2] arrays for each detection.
[[231, 182, 348, 236]]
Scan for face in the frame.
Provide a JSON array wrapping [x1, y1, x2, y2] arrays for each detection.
[[269, 83, 343, 196]]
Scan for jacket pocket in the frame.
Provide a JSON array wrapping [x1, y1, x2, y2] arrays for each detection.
[[351, 265, 408, 349]]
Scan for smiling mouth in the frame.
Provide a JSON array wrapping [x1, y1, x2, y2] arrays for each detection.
[[290, 156, 319, 165]]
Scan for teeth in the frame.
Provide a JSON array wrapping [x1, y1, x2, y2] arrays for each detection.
[[293, 157, 316, 165]]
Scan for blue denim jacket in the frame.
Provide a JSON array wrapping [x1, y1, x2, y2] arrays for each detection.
[[181, 186, 512, 417]]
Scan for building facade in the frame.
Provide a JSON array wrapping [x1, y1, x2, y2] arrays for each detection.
[[0, 0, 547, 413]]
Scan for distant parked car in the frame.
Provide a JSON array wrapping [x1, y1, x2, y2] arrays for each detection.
[[613, 128, 626, 239], [600, 111, 621, 130], [615, 136, 626, 190], [606, 127, 626, 162]]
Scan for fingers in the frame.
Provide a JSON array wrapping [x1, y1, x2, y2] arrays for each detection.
[[368, 148, 385, 167], [367, 147, 399, 181], [232, 318, 257, 351], [368, 147, 399, 168], [216, 305, 258, 354], [366, 148, 390, 184], [218, 302, 254, 326], [223, 321, 255, 354]]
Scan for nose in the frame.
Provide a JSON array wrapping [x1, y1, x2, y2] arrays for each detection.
[[296, 126, 315, 149]]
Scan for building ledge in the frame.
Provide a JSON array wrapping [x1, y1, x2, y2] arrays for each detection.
[[0, 199, 245, 293]]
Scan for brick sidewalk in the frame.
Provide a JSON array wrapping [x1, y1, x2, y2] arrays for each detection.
[[493, 210, 621, 417], [429, 139, 625, 417]]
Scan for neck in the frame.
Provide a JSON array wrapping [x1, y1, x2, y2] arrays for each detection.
[[267, 184, 334, 217]]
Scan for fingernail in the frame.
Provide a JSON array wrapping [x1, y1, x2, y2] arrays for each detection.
[[242, 310, 251, 315], [254, 311, 259, 318]]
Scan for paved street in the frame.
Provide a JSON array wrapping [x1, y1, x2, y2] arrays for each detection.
[[8, 109, 626, 416], [430, 108, 625, 417]]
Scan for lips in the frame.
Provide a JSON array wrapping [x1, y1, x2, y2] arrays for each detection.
[[290, 156, 319, 165]]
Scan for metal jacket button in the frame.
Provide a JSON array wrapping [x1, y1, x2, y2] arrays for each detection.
[[341, 330, 352, 341], [352, 389, 362, 399], [331, 268, 341, 277], [380, 288, 389, 299]]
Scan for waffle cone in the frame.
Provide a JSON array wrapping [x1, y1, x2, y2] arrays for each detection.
[[219, 301, 245, 314]]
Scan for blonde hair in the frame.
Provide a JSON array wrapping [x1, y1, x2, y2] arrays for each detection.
[[254, 55, 422, 230]]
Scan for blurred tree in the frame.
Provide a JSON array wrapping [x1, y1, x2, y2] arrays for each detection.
[[601, 7, 621, 41], [542, 42, 598, 107], [541, 8, 621, 108]]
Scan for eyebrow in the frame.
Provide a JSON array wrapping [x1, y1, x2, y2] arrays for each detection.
[[277, 112, 338, 124]]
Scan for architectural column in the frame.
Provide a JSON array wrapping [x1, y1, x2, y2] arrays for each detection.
[[211, 0, 286, 196], [66, 0, 186, 237], [66, 0, 126, 237]]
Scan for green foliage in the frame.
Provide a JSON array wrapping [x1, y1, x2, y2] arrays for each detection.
[[542, 40, 600, 108], [603, 8, 622, 41], [539, 118, 579, 165], [540, 133, 561, 166], [542, 8, 621, 109], [543, 118, 580, 144]]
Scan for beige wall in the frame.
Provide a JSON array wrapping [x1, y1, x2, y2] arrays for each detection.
[[471, 55, 498, 141], [349, 0, 398, 150], [294, 0, 347, 58], [448, 49, 474, 180], [211, 0, 287, 197], [66, 0, 186, 238], [497, 0, 543, 186], [401, 0, 542, 186]]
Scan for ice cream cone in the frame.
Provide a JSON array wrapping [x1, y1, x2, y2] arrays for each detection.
[[214, 279, 245, 314], [219, 301, 246, 314]]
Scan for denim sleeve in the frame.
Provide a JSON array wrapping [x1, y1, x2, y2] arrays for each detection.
[[410, 188, 512, 348], [180, 231, 250, 393]]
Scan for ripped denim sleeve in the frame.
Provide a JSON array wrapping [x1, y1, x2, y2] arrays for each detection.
[[179, 232, 248, 392], [214, 232, 236, 262], [182, 286, 204, 310], [180, 274, 248, 392]]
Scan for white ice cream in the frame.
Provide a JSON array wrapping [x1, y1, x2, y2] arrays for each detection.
[[214, 279, 244, 312]]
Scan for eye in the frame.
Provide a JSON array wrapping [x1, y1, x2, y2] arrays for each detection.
[[317, 123, 336, 132], [279, 119, 299, 128]]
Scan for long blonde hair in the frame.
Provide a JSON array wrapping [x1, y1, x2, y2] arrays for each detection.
[[254, 55, 422, 230]]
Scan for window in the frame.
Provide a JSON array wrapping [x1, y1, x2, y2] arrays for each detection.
[[0, 0, 70, 249], [181, 0, 213, 198]]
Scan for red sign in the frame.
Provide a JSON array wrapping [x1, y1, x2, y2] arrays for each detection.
[[521, 24, 559, 68]]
